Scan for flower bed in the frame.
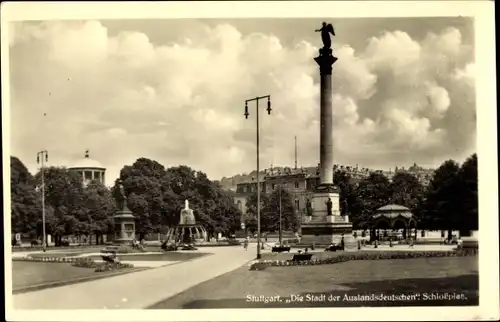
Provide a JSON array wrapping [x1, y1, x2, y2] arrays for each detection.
[[14, 254, 136, 273], [72, 257, 134, 272], [72, 257, 98, 268], [13, 255, 80, 263], [94, 262, 134, 272], [248, 249, 477, 271]]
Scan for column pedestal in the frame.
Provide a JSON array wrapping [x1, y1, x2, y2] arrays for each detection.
[[299, 185, 354, 247]]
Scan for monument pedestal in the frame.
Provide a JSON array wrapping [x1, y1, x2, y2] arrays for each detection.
[[300, 185, 354, 248], [113, 208, 136, 245]]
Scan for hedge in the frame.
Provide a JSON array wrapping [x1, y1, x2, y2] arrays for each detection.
[[248, 249, 477, 271]]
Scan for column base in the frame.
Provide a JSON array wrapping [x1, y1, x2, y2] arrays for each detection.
[[299, 222, 354, 247]]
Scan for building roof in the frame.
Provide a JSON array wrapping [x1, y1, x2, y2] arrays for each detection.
[[372, 212, 413, 220], [68, 150, 105, 170], [376, 204, 410, 212], [372, 204, 413, 220]]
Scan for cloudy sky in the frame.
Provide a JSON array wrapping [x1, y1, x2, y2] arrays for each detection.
[[8, 17, 475, 182]]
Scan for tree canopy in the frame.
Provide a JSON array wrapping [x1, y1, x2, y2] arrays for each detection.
[[114, 159, 242, 238], [11, 152, 478, 243], [245, 185, 300, 233]]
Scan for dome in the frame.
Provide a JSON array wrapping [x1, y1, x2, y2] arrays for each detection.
[[68, 150, 105, 169]]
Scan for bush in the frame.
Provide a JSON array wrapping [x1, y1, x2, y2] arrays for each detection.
[[72, 257, 98, 268], [161, 242, 178, 251], [456, 247, 478, 256], [248, 250, 476, 271], [94, 262, 134, 272]]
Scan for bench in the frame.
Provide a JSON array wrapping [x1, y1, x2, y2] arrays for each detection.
[[272, 246, 291, 253], [292, 253, 313, 261]]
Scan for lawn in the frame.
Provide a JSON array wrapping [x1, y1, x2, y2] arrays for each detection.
[[148, 256, 478, 309], [12, 261, 142, 292]]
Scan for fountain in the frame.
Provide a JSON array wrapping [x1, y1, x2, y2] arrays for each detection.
[[164, 200, 207, 249]]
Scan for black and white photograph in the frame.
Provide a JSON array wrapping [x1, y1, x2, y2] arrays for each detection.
[[2, 1, 498, 321]]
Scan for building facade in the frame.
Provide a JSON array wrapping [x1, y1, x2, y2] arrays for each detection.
[[234, 163, 434, 218], [68, 150, 106, 187]]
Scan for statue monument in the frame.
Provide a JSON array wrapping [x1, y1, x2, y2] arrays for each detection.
[[300, 22, 354, 247], [315, 22, 336, 50], [164, 199, 207, 247], [112, 180, 136, 244]]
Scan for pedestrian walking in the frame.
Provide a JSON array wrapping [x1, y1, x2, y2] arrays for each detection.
[[243, 236, 249, 251]]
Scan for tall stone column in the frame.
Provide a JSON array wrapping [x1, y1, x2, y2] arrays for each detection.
[[314, 48, 338, 189]]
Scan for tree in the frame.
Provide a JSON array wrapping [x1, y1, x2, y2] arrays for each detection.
[[354, 172, 392, 228], [245, 187, 299, 233], [419, 160, 461, 239], [115, 158, 169, 239], [244, 192, 267, 233], [333, 170, 359, 225], [11, 157, 40, 237], [34, 166, 86, 245], [263, 186, 300, 232], [457, 153, 478, 235], [82, 181, 116, 244], [389, 172, 425, 211]]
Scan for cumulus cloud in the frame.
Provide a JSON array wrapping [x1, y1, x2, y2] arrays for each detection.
[[8, 20, 476, 182]]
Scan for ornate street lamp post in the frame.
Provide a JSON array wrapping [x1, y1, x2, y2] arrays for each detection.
[[244, 95, 272, 259]]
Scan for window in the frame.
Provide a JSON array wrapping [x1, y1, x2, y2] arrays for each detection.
[[94, 172, 101, 180], [295, 181, 299, 189], [84, 171, 92, 180], [272, 184, 276, 190], [295, 200, 300, 210]]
